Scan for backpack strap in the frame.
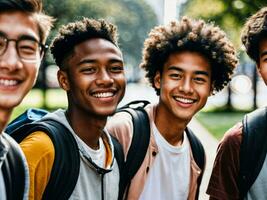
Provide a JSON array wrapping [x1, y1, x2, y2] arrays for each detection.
[[186, 127, 206, 199], [110, 135, 124, 173], [117, 101, 151, 200], [238, 107, 267, 199], [10, 119, 80, 200], [2, 135, 25, 200]]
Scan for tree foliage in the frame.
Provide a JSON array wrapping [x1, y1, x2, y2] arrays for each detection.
[[183, 0, 267, 49], [43, 0, 157, 81]]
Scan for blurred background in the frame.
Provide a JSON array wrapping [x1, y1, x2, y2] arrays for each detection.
[[16, 0, 267, 139]]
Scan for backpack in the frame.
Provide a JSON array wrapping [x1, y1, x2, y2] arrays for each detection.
[[5, 109, 124, 200], [1, 134, 25, 200], [6, 100, 205, 200], [115, 100, 206, 200], [238, 107, 267, 199]]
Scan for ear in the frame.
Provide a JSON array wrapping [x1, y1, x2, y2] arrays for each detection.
[[154, 71, 161, 89], [57, 70, 70, 91]]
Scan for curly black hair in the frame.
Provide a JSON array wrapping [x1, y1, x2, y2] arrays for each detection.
[[0, 0, 54, 44], [241, 7, 267, 63], [50, 18, 119, 68], [140, 16, 238, 95]]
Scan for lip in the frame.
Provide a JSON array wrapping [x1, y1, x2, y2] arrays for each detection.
[[0, 77, 21, 91], [90, 88, 119, 102], [173, 96, 197, 108]]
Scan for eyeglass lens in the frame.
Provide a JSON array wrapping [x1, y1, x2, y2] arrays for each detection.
[[0, 35, 41, 62]]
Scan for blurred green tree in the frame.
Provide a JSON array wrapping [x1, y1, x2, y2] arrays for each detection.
[[43, 0, 157, 81], [36, 0, 157, 108]]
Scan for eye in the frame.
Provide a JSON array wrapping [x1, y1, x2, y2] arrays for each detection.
[[169, 72, 182, 80], [194, 76, 207, 84], [80, 66, 96, 74], [110, 65, 124, 73], [261, 56, 267, 62], [18, 39, 38, 55]]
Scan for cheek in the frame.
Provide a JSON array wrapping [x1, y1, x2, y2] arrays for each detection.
[[260, 65, 267, 77], [27, 64, 39, 82], [198, 86, 211, 100], [116, 74, 126, 86]]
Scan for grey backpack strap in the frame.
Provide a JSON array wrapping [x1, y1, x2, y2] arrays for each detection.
[[2, 135, 25, 200]]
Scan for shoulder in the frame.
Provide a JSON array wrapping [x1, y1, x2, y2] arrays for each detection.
[[219, 122, 243, 149], [20, 131, 55, 165], [107, 111, 134, 137]]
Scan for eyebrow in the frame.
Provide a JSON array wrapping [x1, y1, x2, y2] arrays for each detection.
[[260, 51, 267, 58], [0, 31, 39, 42], [168, 66, 210, 76], [78, 58, 123, 66]]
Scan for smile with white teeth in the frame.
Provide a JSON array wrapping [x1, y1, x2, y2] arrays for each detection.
[[93, 92, 114, 98], [0, 79, 18, 86], [175, 97, 194, 104]]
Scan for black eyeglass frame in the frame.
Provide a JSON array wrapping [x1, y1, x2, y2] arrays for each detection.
[[0, 33, 47, 62]]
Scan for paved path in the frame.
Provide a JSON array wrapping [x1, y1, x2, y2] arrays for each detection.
[[188, 118, 219, 200]]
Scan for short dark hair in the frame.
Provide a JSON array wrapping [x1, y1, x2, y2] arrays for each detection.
[[0, 0, 54, 44], [241, 7, 267, 63], [140, 16, 238, 95], [50, 18, 119, 68]]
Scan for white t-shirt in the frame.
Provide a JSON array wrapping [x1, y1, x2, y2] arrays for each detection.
[[78, 136, 106, 168], [139, 122, 191, 200]]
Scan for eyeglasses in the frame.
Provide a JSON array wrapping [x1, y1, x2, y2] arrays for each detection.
[[0, 34, 46, 63]]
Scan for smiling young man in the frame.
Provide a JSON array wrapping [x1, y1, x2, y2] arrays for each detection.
[[0, 0, 53, 199], [19, 18, 126, 199], [207, 7, 267, 200], [106, 16, 238, 200]]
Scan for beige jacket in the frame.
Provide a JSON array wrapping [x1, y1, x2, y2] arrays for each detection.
[[106, 103, 202, 200]]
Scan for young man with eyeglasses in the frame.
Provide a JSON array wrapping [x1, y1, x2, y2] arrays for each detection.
[[0, 0, 53, 199]]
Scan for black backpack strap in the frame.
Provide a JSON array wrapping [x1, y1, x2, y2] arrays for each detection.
[[117, 101, 150, 200], [10, 119, 80, 200], [238, 107, 267, 199], [2, 135, 25, 200], [186, 127, 206, 200], [110, 135, 124, 173]]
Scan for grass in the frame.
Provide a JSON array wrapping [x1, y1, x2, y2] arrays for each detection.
[[195, 111, 247, 140], [10, 88, 67, 121]]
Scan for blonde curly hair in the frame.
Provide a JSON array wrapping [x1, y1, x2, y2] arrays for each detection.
[[140, 16, 238, 95], [241, 7, 267, 63]]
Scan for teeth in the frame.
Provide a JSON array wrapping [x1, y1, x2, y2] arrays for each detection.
[[0, 79, 18, 86], [93, 92, 114, 98], [175, 97, 194, 104]]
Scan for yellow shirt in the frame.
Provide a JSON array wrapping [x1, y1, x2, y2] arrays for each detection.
[[20, 131, 55, 200]]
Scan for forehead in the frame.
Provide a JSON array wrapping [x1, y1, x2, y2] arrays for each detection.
[[0, 11, 39, 40], [72, 38, 122, 59], [164, 51, 211, 73]]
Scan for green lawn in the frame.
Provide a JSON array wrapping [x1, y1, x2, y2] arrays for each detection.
[[10, 89, 67, 121], [195, 111, 247, 140]]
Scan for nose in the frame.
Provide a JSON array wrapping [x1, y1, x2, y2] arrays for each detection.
[[0, 43, 23, 71], [95, 69, 114, 86], [178, 78, 193, 94]]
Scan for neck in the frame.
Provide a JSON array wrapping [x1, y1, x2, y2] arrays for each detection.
[[0, 108, 12, 133], [66, 108, 107, 150], [154, 104, 189, 146]]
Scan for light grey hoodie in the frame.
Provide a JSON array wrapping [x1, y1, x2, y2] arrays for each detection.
[[43, 109, 120, 200]]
